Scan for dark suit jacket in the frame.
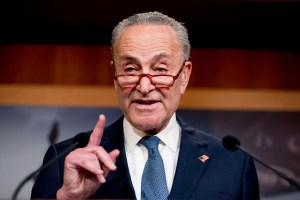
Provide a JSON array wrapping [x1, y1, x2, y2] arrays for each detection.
[[31, 116, 260, 199]]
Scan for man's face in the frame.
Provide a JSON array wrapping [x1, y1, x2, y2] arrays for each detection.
[[112, 24, 192, 134]]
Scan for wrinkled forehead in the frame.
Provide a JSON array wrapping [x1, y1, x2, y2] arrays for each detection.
[[112, 24, 183, 60]]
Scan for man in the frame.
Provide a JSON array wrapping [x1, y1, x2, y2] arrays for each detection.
[[31, 11, 260, 199]]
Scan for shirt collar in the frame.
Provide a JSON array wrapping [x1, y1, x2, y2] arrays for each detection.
[[124, 113, 180, 153]]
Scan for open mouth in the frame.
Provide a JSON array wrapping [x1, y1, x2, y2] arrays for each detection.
[[134, 100, 158, 105]]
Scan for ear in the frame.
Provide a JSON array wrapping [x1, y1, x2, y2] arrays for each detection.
[[114, 80, 118, 91], [180, 61, 192, 94], [110, 60, 118, 91], [110, 60, 115, 72]]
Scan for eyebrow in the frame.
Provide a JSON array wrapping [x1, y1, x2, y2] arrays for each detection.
[[119, 53, 171, 65], [119, 55, 138, 63]]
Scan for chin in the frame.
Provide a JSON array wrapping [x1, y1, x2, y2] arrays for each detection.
[[134, 120, 157, 130], [131, 117, 166, 133]]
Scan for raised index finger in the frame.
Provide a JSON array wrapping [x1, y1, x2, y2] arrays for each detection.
[[87, 114, 106, 147]]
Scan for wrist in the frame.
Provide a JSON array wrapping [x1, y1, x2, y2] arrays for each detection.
[[56, 187, 86, 200]]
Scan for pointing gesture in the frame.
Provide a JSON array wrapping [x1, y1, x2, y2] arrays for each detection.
[[87, 114, 105, 147], [57, 114, 120, 200]]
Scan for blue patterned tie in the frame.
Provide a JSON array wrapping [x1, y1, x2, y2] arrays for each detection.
[[140, 136, 169, 200]]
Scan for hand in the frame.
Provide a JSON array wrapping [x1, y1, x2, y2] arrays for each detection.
[[56, 114, 120, 200]]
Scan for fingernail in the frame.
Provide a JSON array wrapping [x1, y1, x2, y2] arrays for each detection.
[[101, 176, 106, 183]]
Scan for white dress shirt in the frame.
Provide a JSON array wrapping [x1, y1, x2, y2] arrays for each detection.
[[124, 113, 181, 200]]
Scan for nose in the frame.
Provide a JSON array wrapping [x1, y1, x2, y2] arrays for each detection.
[[136, 75, 155, 95]]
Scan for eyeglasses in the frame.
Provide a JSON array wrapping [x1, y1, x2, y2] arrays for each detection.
[[114, 61, 186, 89]]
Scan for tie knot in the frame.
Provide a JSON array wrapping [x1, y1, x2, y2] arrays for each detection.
[[140, 136, 160, 150]]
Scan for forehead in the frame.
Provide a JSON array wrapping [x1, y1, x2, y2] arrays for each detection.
[[113, 24, 182, 60]]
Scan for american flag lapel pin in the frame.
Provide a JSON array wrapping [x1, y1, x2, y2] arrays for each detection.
[[198, 154, 210, 163]]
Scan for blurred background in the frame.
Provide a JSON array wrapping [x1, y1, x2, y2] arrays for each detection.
[[0, 0, 300, 199]]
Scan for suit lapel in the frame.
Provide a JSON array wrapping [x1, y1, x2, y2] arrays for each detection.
[[169, 119, 210, 199], [104, 147, 136, 198], [99, 116, 136, 199]]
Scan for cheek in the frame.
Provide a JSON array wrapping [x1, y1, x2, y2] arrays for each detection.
[[116, 87, 134, 108], [174, 80, 185, 95], [162, 87, 181, 109], [116, 88, 127, 106]]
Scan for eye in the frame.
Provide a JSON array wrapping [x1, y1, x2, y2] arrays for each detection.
[[154, 66, 168, 74], [123, 64, 139, 74], [124, 67, 135, 73]]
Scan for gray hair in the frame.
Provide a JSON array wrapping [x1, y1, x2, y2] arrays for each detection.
[[111, 11, 191, 60]]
